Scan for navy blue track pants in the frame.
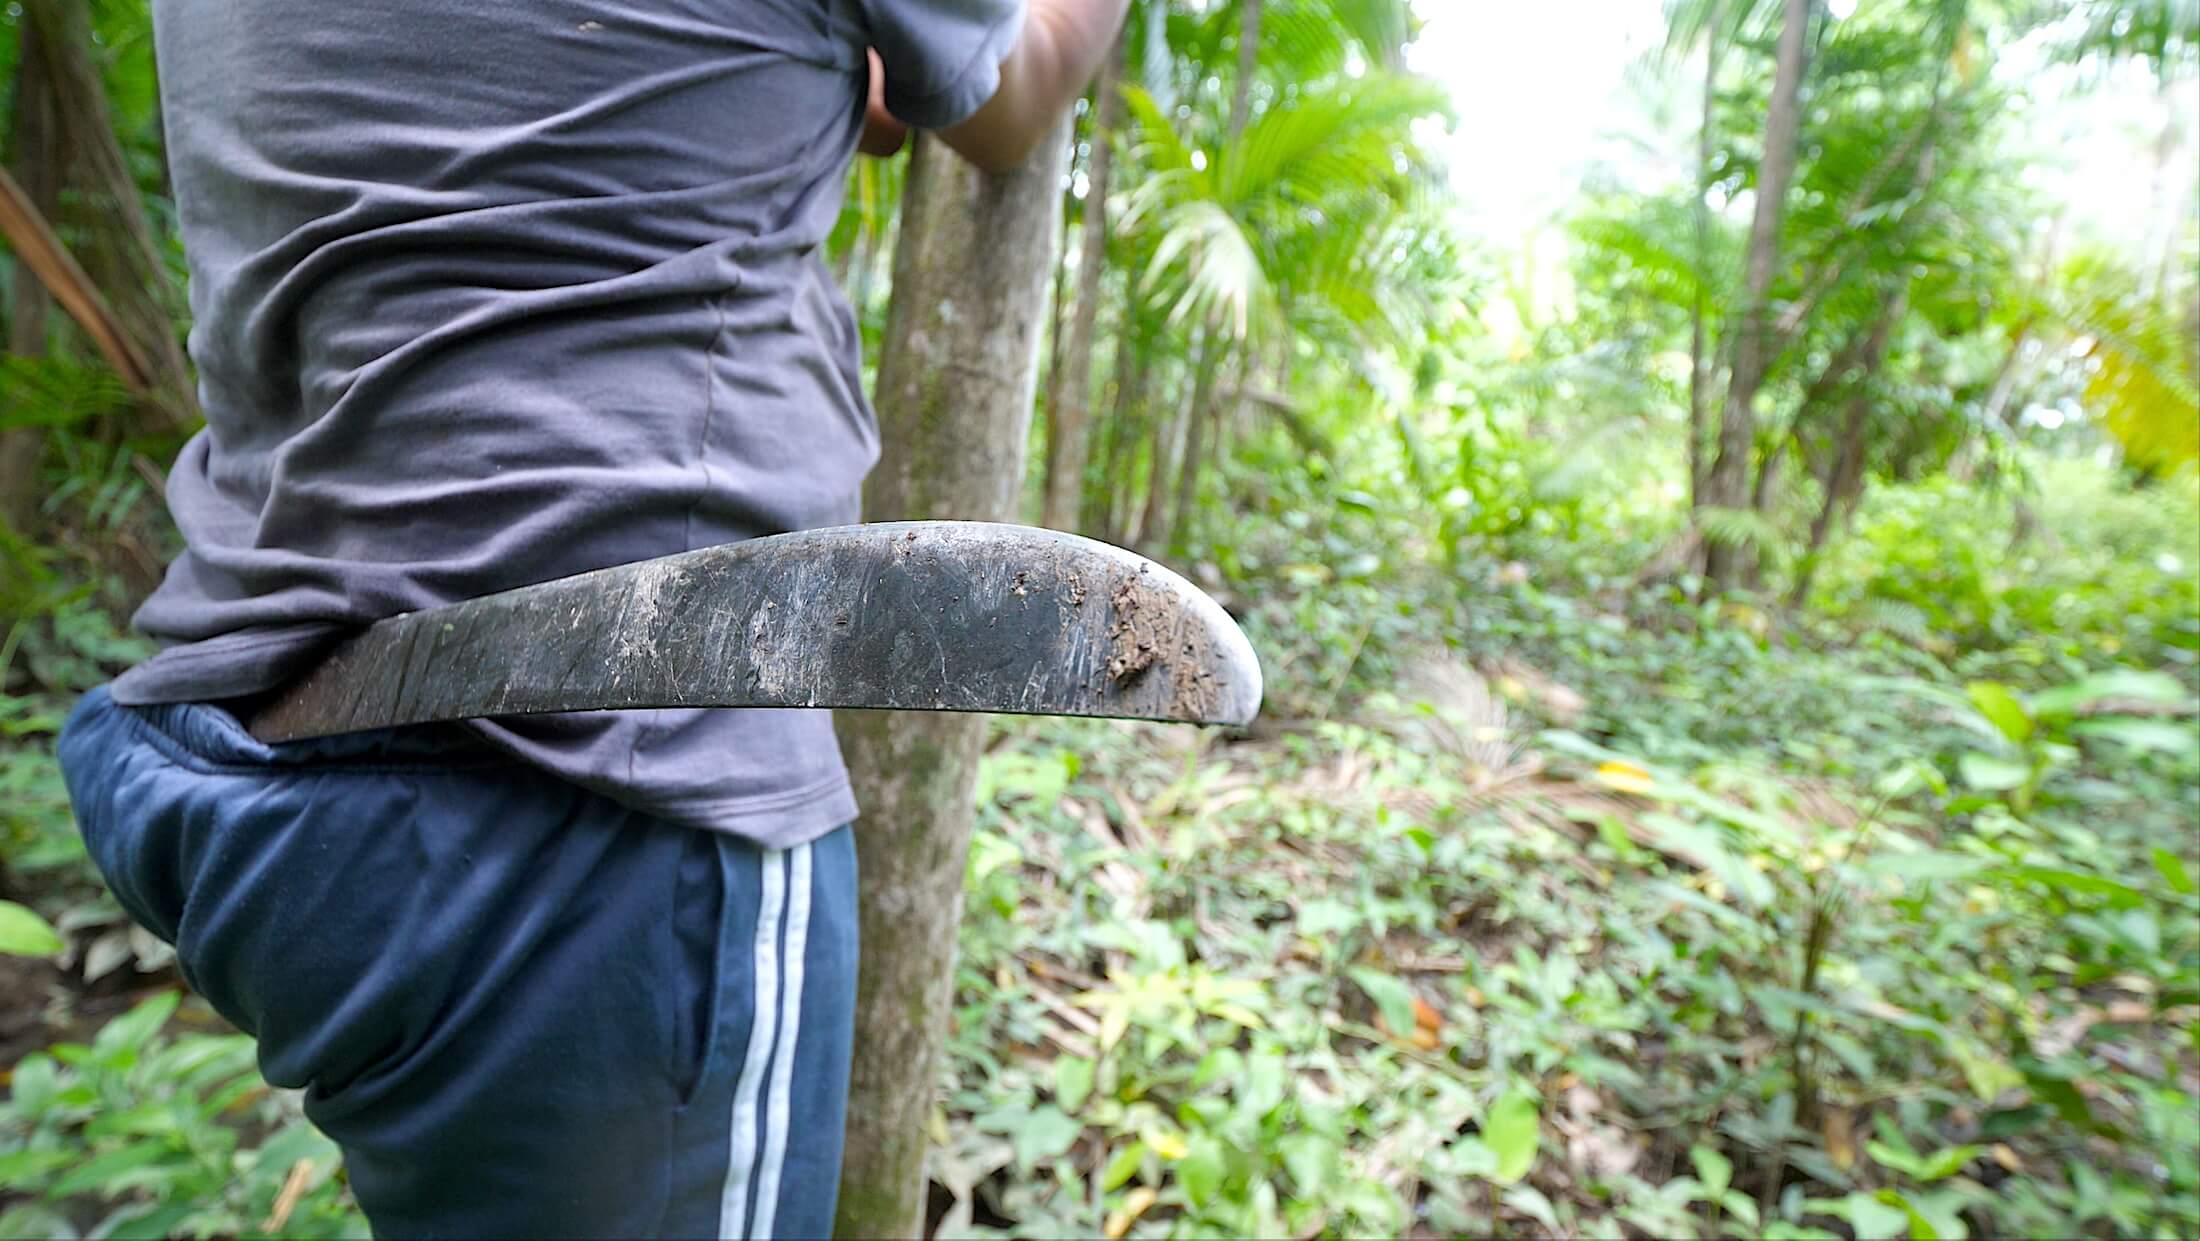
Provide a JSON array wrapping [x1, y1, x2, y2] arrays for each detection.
[[59, 687, 858, 1239]]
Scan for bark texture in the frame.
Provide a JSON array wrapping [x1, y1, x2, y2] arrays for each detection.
[[1041, 31, 1129, 532], [1133, 377, 1184, 550], [2, 22, 58, 538], [1687, 10, 1720, 511], [15, 0, 194, 425], [1703, 0, 1811, 588], [1228, 0, 1263, 144], [833, 121, 1073, 1240], [1167, 329, 1223, 554]]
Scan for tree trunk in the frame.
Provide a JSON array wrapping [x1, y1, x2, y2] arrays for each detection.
[[19, 0, 195, 427], [1168, 330, 1224, 554], [1688, 10, 1721, 511], [1228, 0, 1263, 145], [1, 12, 59, 538], [1788, 297, 1902, 606], [1092, 326, 1149, 541], [1042, 30, 1128, 532], [833, 120, 1073, 1241], [1703, 0, 1812, 589], [1134, 370, 1185, 550]]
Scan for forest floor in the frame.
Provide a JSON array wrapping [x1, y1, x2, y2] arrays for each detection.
[[2, 476, 2197, 1239]]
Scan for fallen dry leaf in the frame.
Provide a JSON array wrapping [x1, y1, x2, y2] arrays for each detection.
[[1594, 760, 1656, 796], [1105, 1186, 1159, 1239], [1824, 1109, 1857, 1172]]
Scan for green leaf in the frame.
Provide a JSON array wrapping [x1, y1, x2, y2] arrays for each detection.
[[1690, 1145, 1733, 1199], [1866, 1140, 1925, 1179], [2153, 848, 2197, 895], [1904, 1189, 1972, 1240], [97, 1201, 198, 1241], [1952, 1045, 2023, 1102], [0, 1149, 75, 1191], [0, 901, 62, 957], [1012, 1106, 1083, 1170], [1957, 753, 2029, 792], [1346, 967, 1418, 1038], [1721, 1190, 1761, 1228], [1482, 1090, 1541, 1185], [2029, 669, 2190, 719], [1100, 1141, 1146, 1191], [1965, 682, 2032, 744], [1178, 1134, 1227, 1207], [1914, 1144, 1982, 1182], [1236, 1048, 1288, 1123], [48, 1144, 180, 1198], [1835, 1191, 1912, 1241], [1999, 866, 2147, 908], [94, 991, 181, 1059], [1279, 1132, 1337, 1194], [1055, 1056, 1095, 1113], [2072, 718, 2200, 757]]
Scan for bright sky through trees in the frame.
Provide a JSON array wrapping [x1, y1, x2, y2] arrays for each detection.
[[1408, 0, 1664, 236], [1409, 0, 2194, 256]]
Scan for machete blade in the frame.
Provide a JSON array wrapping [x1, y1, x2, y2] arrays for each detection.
[[248, 521, 1262, 743]]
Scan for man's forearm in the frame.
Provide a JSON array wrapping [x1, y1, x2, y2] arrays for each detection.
[[941, 0, 1131, 173]]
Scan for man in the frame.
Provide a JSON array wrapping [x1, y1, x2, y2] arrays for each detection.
[[57, 0, 1124, 1235]]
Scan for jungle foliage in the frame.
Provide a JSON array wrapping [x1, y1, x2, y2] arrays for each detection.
[[2, 0, 2196, 1237]]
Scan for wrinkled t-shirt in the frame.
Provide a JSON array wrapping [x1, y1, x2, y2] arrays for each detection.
[[115, 0, 1025, 848]]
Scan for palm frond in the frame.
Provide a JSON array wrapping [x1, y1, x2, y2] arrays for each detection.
[[2052, 250, 2200, 473], [1141, 199, 1273, 340]]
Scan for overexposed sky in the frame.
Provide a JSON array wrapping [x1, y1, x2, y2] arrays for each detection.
[[1404, 2, 2192, 254], [1407, 0, 1668, 237]]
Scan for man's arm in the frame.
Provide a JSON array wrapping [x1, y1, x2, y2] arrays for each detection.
[[938, 0, 1130, 173], [861, 49, 911, 157]]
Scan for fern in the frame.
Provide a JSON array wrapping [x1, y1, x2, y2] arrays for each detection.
[[1696, 505, 1791, 570], [0, 356, 133, 433]]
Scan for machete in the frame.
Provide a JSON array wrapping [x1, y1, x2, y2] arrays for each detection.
[[248, 521, 1262, 743]]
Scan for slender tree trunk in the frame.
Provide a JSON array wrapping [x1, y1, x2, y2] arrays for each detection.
[[1, 14, 59, 538], [833, 120, 1073, 1241], [1168, 330, 1224, 554], [1042, 30, 1128, 532], [1229, 0, 1263, 145], [1688, 11, 1721, 511], [1134, 369, 1185, 550], [1093, 325, 1149, 541], [1703, 0, 1812, 589], [1045, 181, 1075, 410], [1756, 309, 1887, 512], [1788, 296, 1901, 606]]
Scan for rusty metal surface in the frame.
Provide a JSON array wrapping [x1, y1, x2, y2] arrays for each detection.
[[247, 521, 1263, 743]]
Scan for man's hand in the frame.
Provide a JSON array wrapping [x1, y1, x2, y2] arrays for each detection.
[[860, 49, 910, 158], [940, 0, 1130, 174]]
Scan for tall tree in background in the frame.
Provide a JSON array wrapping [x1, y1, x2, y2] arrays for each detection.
[[1702, 0, 1812, 588], [1041, 30, 1129, 532], [1, 0, 196, 551], [833, 120, 1073, 1239], [1687, 2, 1723, 509], [1228, 0, 1262, 142], [2, 7, 59, 538]]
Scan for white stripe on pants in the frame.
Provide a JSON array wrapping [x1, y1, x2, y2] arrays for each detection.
[[718, 843, 814, 1240]]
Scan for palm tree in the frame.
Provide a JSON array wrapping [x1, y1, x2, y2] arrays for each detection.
[[1115, 52, 1447, 551]]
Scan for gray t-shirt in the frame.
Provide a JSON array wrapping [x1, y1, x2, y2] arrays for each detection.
[[114, 0, 1025, 848]]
